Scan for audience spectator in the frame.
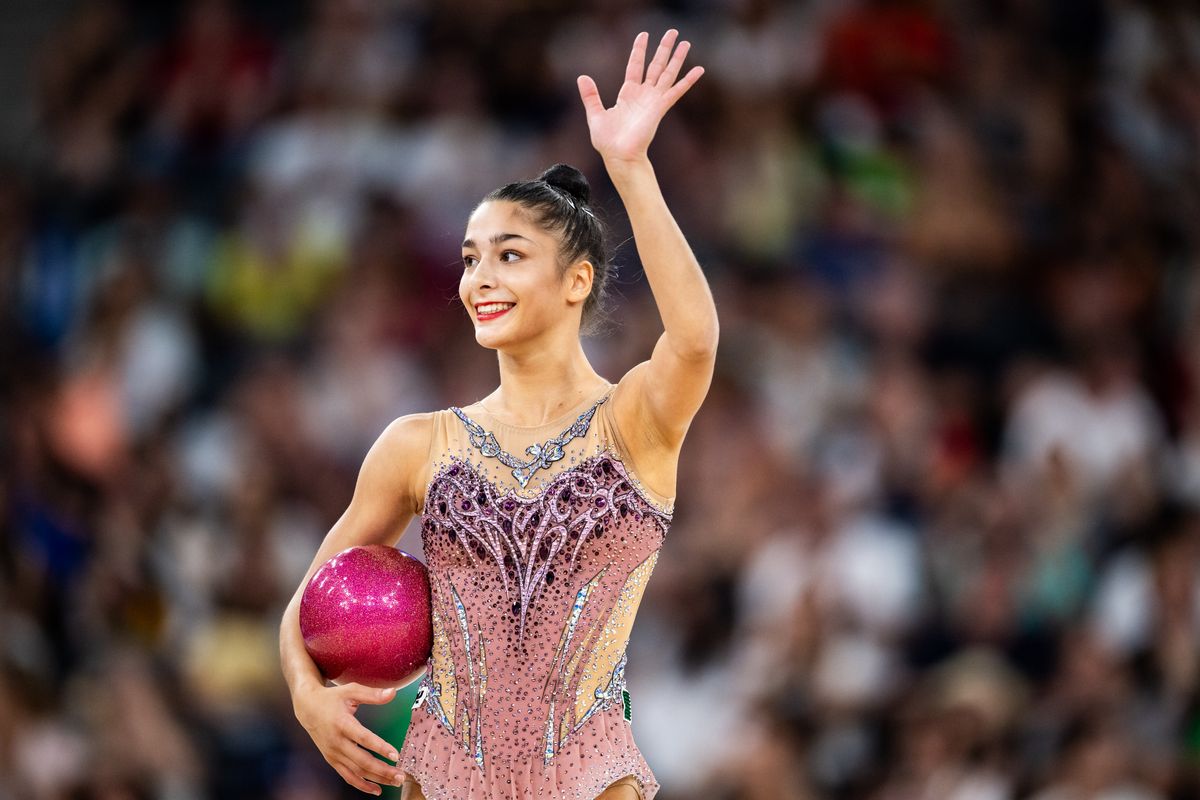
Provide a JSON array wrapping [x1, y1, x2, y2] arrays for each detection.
[[3, 1, 1200, 798]]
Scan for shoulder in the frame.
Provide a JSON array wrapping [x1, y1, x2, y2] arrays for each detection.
[[379, 411, 438, 469], [362, 411, 439, 512], [381, 409, 439, 443], [338, 412, 441, 532]]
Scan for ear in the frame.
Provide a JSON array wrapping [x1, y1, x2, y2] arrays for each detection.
[[564, 259, 594, 305]]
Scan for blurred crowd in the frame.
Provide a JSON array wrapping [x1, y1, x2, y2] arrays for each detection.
[[3, 0, 1200, 798]]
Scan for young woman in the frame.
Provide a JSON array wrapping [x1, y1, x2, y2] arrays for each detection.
[[280, 30, 717, 800]]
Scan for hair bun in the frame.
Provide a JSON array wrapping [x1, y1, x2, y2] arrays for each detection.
[[539, 163, 590, 205]]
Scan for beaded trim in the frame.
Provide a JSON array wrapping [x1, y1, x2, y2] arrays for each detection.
[[450, 391, 613, 489]]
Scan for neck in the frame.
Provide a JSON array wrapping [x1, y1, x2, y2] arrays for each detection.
[[487, 333, 608, 426]]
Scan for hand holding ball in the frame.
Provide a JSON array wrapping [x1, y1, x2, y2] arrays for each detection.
[[300, 545, 433, 689]]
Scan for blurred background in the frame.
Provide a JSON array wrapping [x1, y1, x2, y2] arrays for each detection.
[[2, 0, 1200, 798]]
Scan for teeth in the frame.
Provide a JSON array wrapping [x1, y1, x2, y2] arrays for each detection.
[[477, 303, 515, 314]]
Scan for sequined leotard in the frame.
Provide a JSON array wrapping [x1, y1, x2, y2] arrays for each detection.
[[398, 381, 674, 799]]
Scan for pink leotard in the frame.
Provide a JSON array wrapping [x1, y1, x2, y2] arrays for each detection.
[[397, 381, 674, 799]]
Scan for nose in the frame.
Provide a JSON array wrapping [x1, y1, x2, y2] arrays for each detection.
[[467, 254, 499, 291]]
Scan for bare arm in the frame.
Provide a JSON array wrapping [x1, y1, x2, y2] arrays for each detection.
[[280, 411, 432, 795], [577, 30, 719, 448]]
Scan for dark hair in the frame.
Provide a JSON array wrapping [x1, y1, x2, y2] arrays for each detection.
[[483, 164, 614, 336]]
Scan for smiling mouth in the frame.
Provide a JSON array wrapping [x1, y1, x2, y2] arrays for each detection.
[[475, 303, 515, 321]]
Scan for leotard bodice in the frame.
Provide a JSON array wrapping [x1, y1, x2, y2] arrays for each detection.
[[397, 381, 674, 799]]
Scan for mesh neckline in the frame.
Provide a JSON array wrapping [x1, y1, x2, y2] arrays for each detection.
[[461, 383, 615, 431], [449, 385, 616, 491]]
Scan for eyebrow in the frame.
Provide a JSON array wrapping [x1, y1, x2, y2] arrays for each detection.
[[461, 232, 534, 249]]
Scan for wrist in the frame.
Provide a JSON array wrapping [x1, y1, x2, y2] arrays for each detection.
[[602, 154, 655, 184], [291, 674, 325, 703]]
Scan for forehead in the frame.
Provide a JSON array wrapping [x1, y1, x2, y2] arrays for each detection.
[[464, 200, 548, 243]]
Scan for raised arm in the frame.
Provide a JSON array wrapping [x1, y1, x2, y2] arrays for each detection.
[[577, 30, 718, 449], [280, 412, 432, 796]]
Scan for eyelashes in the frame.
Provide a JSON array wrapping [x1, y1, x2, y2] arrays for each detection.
[[461, 251, 523, 269]]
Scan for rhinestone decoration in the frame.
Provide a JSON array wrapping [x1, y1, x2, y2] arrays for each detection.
[[397, 394, 673, 800], [449, 392, 611, 489]]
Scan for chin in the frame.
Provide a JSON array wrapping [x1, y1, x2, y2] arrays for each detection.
[[471, 312, 549, 352], [473, 328, 512, 351], [475, 337, 503, 351]]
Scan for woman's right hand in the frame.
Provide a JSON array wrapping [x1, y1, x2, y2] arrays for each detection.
[[293, 681, 408, 795]]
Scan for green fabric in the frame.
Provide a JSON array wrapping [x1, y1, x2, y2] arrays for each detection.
[[360, 680, 423, 796]]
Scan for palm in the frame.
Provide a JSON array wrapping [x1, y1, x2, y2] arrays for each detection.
[[577, 30, 704, 163]]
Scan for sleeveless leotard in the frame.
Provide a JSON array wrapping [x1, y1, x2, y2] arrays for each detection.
[[397, 381, 674, 799]]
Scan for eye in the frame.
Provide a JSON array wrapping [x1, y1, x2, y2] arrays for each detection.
[[500, 250, 522, 262], [462, 254, 478, 269]]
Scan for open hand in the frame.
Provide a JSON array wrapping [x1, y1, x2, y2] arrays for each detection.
[[577, 30, 704, 165]]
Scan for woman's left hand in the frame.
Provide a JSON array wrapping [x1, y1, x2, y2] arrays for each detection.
[[577, 29, 704, 166]]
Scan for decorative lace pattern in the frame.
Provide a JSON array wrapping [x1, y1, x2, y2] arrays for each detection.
[[448, 391, 611, 489]]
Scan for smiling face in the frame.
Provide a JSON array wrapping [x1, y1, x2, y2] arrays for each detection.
[[460, 200, 592, 351]]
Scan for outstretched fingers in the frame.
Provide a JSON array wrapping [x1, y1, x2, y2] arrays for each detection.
[[657, 39, 692, 89], [644, 29, 680, 86], [581, 28, 701, 155], [664, 65, 705, 107], [624, 31, 649, 84]]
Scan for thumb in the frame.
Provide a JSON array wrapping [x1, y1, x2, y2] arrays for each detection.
[[343, 683, 397, 705], [577, 75, 605, 120]]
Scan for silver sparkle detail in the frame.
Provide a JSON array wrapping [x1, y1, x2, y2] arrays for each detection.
[[450, 392, 611, 488]]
